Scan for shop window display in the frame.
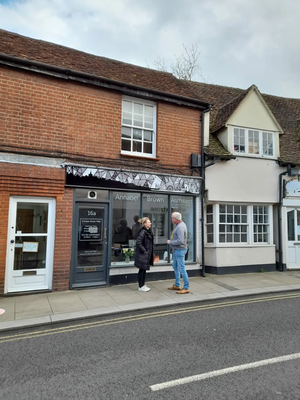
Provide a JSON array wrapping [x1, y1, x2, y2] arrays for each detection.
[[142, 194, 168, 263], [111, 192, 141, 264], [110, 191, 195, 266], [170, 196, 194, 261]]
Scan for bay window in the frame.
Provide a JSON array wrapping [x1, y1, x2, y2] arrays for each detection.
[[206, 204, 272, 245]]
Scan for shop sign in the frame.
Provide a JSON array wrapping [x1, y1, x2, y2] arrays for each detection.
[[79, 218, 102, 241], [286, 180, 300, 197]]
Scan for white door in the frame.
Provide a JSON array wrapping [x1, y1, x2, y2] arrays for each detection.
[[286, 208, 300, 269], [5, 197, 56, 293]]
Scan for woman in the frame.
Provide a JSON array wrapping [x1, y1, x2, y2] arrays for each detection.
[[134, 217, 153, 292]]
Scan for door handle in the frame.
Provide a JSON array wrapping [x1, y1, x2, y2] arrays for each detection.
[[10, 240, 15, 244], [104, 228, 107, 240]]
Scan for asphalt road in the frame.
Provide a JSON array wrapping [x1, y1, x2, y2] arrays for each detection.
[[1, 292, 300, 399]]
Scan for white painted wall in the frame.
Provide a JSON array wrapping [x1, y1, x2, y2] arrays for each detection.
[[205, 157, 280, 203], [205, 246, 276, 268], [229, 90, 280, 132], [204, 111, 210, 147], [204, 88, 285, 271]]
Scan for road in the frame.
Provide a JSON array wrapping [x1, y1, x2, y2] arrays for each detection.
[[1, 292, 300, 399]]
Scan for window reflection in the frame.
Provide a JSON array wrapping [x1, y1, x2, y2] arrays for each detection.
[[171, 196, 194, 261], [111, 192, 141, 264], [142, 194, 168, 263]]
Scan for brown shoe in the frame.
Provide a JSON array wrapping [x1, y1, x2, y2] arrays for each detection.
[[168, 285, 181, 290], [176, 289, 190, 294]]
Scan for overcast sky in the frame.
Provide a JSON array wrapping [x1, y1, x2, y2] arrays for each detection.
[[0, 0, 299, 99]]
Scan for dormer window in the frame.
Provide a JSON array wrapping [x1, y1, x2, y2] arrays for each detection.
[[233, 127, 275, 157]]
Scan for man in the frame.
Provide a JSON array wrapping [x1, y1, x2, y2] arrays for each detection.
[[167, 212, 189, 294]]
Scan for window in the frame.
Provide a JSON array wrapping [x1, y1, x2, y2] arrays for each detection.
[[170, 196, 194, 261], [253, 206, 269, 243], [206, 204, 272, 245], [219, 205, 248, 243], [121, 97, 156, 157], [233, 127, 275, 157], [206, 204, 214, 243], [143, 194, 168, 262], [110, 191, 195, 266]]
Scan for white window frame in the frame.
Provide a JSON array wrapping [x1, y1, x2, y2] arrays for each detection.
[[121, 96, 157, 158], [232, 127, 275, 158], [205, 204, 273, 246]]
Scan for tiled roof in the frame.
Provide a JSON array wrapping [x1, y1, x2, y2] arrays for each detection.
[[262, 94, 300, 165], [204, 134, 233, 158], [187, 81, 300, 164], [0, 29, 203, 102]]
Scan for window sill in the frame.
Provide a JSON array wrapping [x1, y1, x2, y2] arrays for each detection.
[[232, 153, 277, 160], [205, 244, 275, 248], [120, 152, 160, 161]]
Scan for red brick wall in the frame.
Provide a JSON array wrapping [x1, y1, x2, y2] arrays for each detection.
[[0, 65, 202, 294], [157, 103, 201, 170], [0, 66, 202, 173], [53, 188, 73, 291], [0, 163, 66, 294]]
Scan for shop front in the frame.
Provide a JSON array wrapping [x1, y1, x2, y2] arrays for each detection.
[[67, 166, 201, 288]]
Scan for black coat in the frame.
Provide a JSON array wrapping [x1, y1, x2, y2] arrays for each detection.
[[134, 227, 154, 270]]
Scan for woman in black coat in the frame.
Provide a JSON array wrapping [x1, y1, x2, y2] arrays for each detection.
[[134, 217, 153, 292]]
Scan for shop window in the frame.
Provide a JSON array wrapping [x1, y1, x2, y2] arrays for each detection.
[[142, 194, 168, 264], [111, 192, 141, 265], [170, 196, 194, 261]]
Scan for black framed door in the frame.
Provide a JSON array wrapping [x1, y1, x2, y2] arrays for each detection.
[[71, 203, 108, 288]]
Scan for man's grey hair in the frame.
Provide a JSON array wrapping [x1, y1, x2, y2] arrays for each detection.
[[172, 212, 182, 221]]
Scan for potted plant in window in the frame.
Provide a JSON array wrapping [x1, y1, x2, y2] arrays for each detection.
[[123, 248, 134, 263]]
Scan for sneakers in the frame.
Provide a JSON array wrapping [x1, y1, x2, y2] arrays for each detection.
[[176, 289, 190, 294], [138, 285, 150, 292], [168, 285, 181, 290]]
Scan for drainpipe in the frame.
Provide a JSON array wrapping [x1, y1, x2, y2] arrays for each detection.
[[278, 169, 288, 271], [200, 106, 211, 277]]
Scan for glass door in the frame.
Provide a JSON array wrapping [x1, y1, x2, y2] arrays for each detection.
[[71, 203, 108, 288], [6, 197, 55, 293], [286, 208, 300, 269]]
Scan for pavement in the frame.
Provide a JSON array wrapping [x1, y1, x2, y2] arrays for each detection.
[[1, 270, 300, 332]]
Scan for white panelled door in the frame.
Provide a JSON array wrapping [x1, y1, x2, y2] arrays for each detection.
[[5, 197, 56, 293], [286, 208, 300, 269]]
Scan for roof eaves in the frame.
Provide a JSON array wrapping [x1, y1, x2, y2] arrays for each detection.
[[0, 52, 210, 110]]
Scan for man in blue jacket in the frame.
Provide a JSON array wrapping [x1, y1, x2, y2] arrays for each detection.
[[167, 212, 189, 294]]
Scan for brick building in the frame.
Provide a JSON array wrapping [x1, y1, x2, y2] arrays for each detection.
[[0, 30, 210, 294]]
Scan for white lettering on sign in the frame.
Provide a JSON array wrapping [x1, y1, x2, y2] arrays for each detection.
[[147, 196, 165, 203], [171, 198, 193, 205], [114, 194, 139, 201]]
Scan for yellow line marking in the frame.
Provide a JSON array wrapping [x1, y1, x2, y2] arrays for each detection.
[[1, 292, 300, 343]]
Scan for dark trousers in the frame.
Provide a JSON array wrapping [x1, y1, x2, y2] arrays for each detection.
[[138, 269, 146, 288]]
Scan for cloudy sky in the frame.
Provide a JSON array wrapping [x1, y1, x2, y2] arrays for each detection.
[[0, 0, 299, 98]]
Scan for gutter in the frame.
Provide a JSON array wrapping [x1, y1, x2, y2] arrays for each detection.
[[0, 53, 210, 110], [200, 106, 212, 277], [277, 169, 288, 271]]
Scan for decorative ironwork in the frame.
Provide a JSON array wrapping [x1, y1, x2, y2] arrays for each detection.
[[66, 166, 201, 194]]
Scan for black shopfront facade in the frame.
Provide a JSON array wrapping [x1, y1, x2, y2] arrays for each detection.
[[66, 165, 202, 288]]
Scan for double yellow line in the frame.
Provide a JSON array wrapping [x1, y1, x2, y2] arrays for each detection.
[[1, 292, 300, 344]]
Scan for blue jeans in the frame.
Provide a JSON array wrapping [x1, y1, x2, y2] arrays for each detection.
[[172, 248, 189, 289]]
